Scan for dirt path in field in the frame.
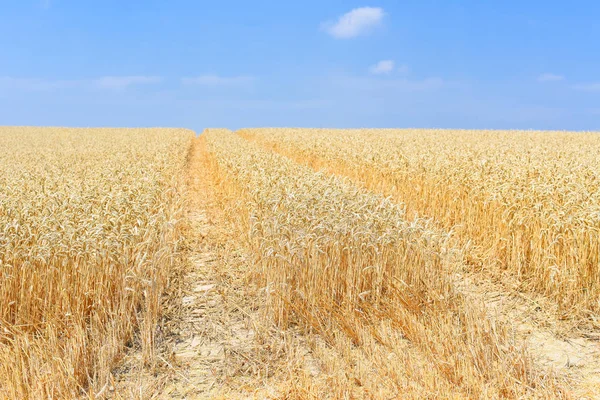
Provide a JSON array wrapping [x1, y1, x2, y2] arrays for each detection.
[[126, 136, 461, 399], [150, 136, 286, 398], [114, 136, 351, 399], [111, 136, 289, 398], [455, 275, 600, 399], [243, 132, 600, 399], [111, 136, 405, 399]]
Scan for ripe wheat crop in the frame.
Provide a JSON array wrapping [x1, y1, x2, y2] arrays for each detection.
[[242, 128, 600, 325], [204, 129, 566, 398], [0, 127, 193, 398]]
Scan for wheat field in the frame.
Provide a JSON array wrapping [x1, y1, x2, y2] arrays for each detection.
[[241, 128, 600, 326], [202, 129, 570, 398], [0, 127, 193, 398], [1, 126, 598, 398]]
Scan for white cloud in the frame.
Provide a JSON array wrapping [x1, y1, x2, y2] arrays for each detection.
[[571, 82, 600, 92], [94, 76, 161, 89], [369, 61, 411, 75], [537, 73, 564, 82], [323, 7, 385, 39], [181, 75, 255, 86], [369, 60, 395, 75]]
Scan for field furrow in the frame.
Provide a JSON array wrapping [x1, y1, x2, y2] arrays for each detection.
[[241, 127, 600, 397], [202, 128, 566, 398], [241, 128, 600, 325]]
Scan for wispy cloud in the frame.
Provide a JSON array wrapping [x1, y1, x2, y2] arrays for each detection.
[[181, 75, 255, 86], [0, 77, 80, 91], [0, 75, 161, 91], [93, 76, 161, 89], [369, 60, 395, 75], [571, 82, 600, 92], [369, 61, 410, 75], [322, 7, 385, 39], [537, 73, 564, 82]]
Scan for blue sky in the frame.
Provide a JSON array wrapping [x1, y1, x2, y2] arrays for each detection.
[[0, 1, 598, 131]]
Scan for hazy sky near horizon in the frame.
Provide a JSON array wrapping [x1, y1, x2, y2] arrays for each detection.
[[0, 1, 599, 131]]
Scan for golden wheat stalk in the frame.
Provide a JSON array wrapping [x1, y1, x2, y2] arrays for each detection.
[[242, 128, 600, 325], [204, 128, 566, 398], [0, 127, 194, 398]]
